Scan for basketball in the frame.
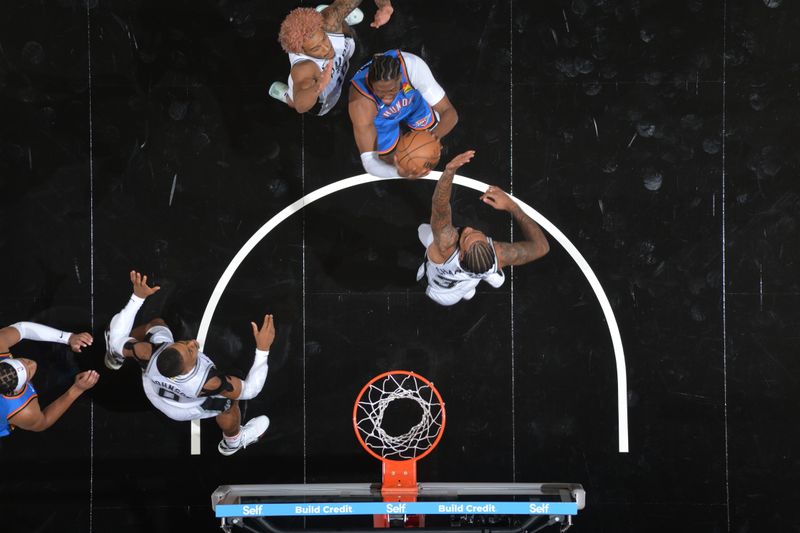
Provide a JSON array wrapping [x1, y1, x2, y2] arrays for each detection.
[[394, 130, 441, 177]]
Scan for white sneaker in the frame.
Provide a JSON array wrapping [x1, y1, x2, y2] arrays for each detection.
[[218, 415, 270, 456], [316, 4, 364, 26], [103, 329, 125, 370], [418, 223, 433, 248], [268, 82, 289, 104], [484, 271, 505, 288], [416, 262, 425, 282]]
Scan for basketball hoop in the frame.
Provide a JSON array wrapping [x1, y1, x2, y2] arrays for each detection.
[[353, 370, 446, 528]]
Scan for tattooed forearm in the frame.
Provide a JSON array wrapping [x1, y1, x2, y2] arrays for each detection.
[[430, 167, 456, 240], [322, 0, 364, 31], [431, 168, 455, 217], [495, 206, 549, 267], [495, 241, 541, 267]]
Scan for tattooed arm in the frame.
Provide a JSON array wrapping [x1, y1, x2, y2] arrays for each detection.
[[321, 0, 393, 33], [428, 150, 475, 263], [480, 186, 550, 268], [321, 0, 364, 33]]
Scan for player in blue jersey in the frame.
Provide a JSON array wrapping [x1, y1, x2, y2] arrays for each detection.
[[349, 50, 458, 178], [0, 321, 97, 437]]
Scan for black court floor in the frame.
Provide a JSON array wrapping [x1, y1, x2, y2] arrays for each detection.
[[1, 1, 799, 532]]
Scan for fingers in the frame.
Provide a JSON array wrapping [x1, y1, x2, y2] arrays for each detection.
[[251, 321, 258, 337], [482, 185, 505, 197], [262, 314, 273, 329], [77, 370, 99, 388], [69, 332, 93, 352], [447, 150, 476, 168]]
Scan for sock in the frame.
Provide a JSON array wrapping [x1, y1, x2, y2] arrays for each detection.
[[223, 430, 242, 449]]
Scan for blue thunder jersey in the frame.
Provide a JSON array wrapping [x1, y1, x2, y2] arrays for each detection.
[[1, 352, 38, 438], [350, 50, 437, 154]]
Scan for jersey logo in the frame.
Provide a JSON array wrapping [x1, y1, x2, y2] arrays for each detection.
[[381, 97, 413, 118], [402, 82, 413, 94], [413, 117, 430, 128]]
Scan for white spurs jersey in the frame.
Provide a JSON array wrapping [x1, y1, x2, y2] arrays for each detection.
[[425, 237, 505, 291], [287, 32, 355, 116], [143, 347, 216, 408]]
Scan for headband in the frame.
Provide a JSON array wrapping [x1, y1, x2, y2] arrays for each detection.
[[2, 359, 28, 395]]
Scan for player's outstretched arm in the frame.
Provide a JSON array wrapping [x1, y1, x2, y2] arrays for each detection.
[[10, 370, 99, 432], [320, 0, 393, 31], [107, 270, 161, 357], [1, 323, 92, 353], [428, 150, 475, 261], [203, 315, 275, 401], [481, 186, 550, 268], [320, 0, 364, 32], [0, 326, 21, 353]]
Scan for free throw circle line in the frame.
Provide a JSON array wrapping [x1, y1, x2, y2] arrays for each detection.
[[192, 173, 629, 454]]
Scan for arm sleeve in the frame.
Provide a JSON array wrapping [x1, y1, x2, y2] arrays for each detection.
[[237, 349, 270, 400], [402, 53, 446, 106], [108, 294, 145, 355], [11, 322, 71, 345], [360, 152, 400, 178]]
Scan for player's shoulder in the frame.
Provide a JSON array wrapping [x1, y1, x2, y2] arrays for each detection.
[[399, 50, 423, 61], [348, 85, 377, 115], [290, 59, 322, 78], [399, 51, 425, 68]]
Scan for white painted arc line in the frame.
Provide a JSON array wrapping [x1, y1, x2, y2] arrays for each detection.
[[193, 172, 629, 454], [196, 174, 377, 347]]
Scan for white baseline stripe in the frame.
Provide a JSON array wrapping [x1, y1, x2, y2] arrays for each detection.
[[193, 173, 629, 454]]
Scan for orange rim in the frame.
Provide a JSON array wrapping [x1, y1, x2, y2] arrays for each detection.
[[352, 370, 446, 463]]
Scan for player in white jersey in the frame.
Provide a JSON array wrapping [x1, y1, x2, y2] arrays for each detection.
[[271, 0, 394, 116], [104, 271, 276, 456], [417, 150, 551, 306]]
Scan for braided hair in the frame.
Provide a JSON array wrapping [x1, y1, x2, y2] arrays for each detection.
[[0, 362, 19, 395], [462, 240, 495, 275], [368, 54, 401, 82]]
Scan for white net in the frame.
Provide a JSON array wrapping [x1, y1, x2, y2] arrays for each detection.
[[354, 372, 445, 461]]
